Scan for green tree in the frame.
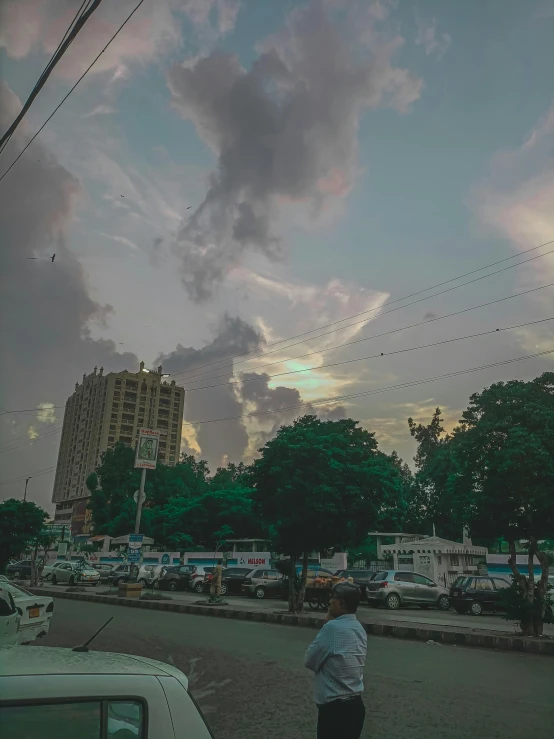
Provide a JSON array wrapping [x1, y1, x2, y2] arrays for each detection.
[[0, 499, 48, 573], [445, 373, 554, 636], [252, 415, 405, 613]]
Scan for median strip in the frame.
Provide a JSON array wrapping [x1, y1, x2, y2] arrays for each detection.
[[29, 586, 554, 656]]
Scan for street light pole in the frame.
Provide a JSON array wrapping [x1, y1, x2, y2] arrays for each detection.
[[134, 468, 146, 535], [23, 476, 31, 501]]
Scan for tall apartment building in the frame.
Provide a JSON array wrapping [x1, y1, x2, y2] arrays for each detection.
[[52, 362, 185, 535]]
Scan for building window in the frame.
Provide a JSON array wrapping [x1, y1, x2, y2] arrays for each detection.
[[108, 436, 115, 442]]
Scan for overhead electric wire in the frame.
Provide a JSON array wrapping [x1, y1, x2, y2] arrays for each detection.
[[0, 425, 64, 455], [0, 465, 57, 488], [168, 238, 554, 383], [181, 348, 554, 427], [3, 347, 551, 484], [0, 0, 103, 154], [0, 0, 147, 183], [177, 317, 554, 393], [181, 281, 554, 388]]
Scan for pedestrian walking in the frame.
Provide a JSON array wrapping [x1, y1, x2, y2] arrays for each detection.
[[304, 582, 367, 739]]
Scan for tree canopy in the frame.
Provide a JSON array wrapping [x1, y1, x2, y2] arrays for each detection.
[[252, 415, 408, 611], [0, 498, 49, 573]]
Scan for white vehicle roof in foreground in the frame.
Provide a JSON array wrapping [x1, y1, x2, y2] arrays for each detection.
[[0, 646, 188, 687]]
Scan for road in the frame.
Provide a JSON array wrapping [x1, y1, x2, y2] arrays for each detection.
[[93, 583, 554, 635], [36, 598, 553, 739]]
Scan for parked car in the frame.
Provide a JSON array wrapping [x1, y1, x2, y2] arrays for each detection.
[[242, 568, 284, 599], [91, 562, 119, 583], [449, 575, 512, 615], [0, 581, 53, 644], [335, 569, 377, 600], [50, 561, 100, 587], [366, 570, 451, 611], [202, 567, 254, 595], [137, 564, 165, 588], [158, 565, 197, 592], [189, 566, 214, 593], [0, 588, 20, 647], [0, 646, 213, 738], [106, 563, 135, 587], [6, 560, 33, 580]]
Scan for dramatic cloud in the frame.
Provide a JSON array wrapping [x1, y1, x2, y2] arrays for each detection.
[[240, 370, 346, 456], [415, 15, 451, 60], [0, 83, 138, 507], [155, 314, 263, 469], [0, 0, 240, 78], [167, 0, 422, 300]]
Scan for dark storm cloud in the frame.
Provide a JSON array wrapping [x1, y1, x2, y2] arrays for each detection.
[[240, 371, 346, 450], [166, 0, 422, 301], [155, 314, 264, 468], [0, 83, 138, 507]]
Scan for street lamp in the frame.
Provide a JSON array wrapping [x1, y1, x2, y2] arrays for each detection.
[[23, 476, 32, 501]]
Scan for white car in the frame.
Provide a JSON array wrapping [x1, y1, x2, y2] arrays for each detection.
[[0, 582, 53, 644], [0, 646, 213, 738], [41, 560, 66, 581], [0, 589, 19, 646], [50, 561, 100, 586]]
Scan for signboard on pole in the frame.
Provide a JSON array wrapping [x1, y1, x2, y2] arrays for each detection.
[[128, 534, 144, 564], [134, 429, 160, 470]]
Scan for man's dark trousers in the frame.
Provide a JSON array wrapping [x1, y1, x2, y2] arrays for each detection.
[[317, 695, 365, 739]]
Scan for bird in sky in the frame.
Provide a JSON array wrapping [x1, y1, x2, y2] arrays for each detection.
[[27, 254, 55, 262], [51, 254, 56, 263], [186, 206, 192, 209]]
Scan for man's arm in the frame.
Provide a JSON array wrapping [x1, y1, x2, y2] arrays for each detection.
[[304, 623, 333, 673]]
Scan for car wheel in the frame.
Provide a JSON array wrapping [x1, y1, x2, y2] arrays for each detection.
[[12, 572, 20, 580], [43, 573, 52, 582], [51, 574, 57, 585], [138, 578, 148, 587], [69, 575, 75, 586], [308, 596, 320, 611], [194, 581, 204, 593], [255, 586, 266, 599], [168, 580, 177, 591], [385, 593, 401, 610], [437, 595, 450, 611], [220, 583, 228, 596], [470, 601, 483, 616]]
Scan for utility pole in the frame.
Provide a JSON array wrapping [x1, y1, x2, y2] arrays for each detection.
[[23, 476, 31, 501], [134, 468, 147, 534]]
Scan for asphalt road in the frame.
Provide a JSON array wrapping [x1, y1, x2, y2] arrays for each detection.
[[37, 599, 553, 739]]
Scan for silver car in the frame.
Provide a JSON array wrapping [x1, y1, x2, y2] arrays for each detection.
[[366, 570, 450, 611], [50, 561, 100, 587]]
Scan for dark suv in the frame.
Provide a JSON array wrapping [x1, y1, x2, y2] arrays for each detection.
[[158, 564, 195, 591], [6, 560, 33, 579], [449, 575, 511, 615]]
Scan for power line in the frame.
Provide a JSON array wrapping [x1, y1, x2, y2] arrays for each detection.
[[182, 348, 554, 426], [178, 317, 554, 393], [181, 281, 554, 388], [2, 282, 553, 418], [168, 239, 554, 383], [0, 0, 147, 183], [0, 0, 103, 153], [0, 465, 57, 488], [0, 425, 63, 455]]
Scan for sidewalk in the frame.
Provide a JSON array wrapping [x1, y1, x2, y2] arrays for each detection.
[[28, 583, 554, 656]]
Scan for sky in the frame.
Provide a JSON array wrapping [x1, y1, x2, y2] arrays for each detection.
[[1, 0, 553, 513]]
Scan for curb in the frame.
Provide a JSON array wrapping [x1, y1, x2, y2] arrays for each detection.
[[30, 588, 554, 656]]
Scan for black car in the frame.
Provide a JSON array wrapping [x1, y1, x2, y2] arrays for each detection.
[[158, 564, 195, 591], [203, 567, 254, 595], [6, 560, 33, 579], [449, 575, 511, 615], [335, 569, 377, 600], [107, 564, 133, 586]]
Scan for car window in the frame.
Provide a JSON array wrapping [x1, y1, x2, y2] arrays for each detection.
[[493, 578, 510, 590], [394, 572, 415, 583], [413, 574, 434, 586], [0, 590, 16, 616], [373, 571, 388, 582], [1, 701, 102, 739], [475, 578, 493, 591], [179, 566, 191, 574], [107, 701, 143, 738], [251, 570, 262, 578]]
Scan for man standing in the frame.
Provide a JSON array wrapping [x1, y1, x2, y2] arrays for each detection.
[[304, 582, 367, 739]]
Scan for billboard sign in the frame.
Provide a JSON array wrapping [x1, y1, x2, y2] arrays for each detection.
[[134, 429, 160, 470], [236, 552, 271, 568]]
